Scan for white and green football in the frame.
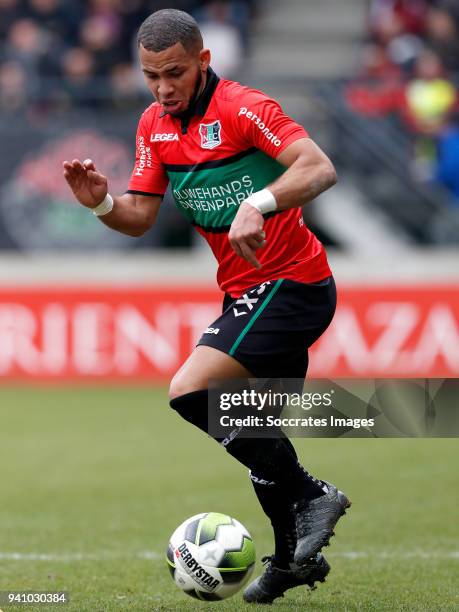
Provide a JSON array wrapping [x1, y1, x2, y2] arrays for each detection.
[[166, 512, 256, 601]]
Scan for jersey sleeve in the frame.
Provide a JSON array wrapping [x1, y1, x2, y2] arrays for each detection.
[[228, 90, 309, 159], [127, 111, 169, 197]]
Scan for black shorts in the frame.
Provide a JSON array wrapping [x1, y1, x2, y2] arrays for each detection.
[[197, 277, 336, 379]]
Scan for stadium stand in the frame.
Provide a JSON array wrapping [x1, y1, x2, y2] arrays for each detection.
[[0, 0, 458, 252]]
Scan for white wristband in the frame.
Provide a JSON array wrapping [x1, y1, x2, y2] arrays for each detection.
[[92, 193, 114, 217], [243, 188, 277, 214]]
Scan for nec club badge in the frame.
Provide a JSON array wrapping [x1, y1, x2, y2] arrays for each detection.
[[199, 120, 222, 149]]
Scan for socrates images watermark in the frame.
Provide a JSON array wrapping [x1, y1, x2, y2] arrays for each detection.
[[208, 378, 459, 439], [216, 386, 374, 432]]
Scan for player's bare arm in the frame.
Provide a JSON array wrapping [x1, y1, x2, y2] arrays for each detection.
[[62, 158, 161, 237], [229, 138, 336, 268], [271, 137, 337, 208]]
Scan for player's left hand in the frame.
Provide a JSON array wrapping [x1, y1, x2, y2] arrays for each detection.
[[228, 203, 266, 269]]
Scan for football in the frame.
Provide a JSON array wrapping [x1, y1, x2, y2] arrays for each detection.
[[166, 512, 256, 601]]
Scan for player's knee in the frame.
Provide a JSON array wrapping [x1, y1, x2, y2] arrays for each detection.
[[169, 373, 202, 401], [168, 378, 185, 401]]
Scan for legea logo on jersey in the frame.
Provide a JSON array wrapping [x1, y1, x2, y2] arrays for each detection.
[[199, 120, 222, 149], [151, 133, 179, 142]]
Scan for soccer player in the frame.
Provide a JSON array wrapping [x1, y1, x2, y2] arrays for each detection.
[[63, 9, 351, 603]]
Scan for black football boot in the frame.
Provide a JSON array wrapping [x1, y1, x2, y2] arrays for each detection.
[[243, 553, 330, 604], [292, 480, 351, 566]]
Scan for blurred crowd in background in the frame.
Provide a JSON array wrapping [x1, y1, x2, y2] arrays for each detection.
[[0, 0, 457, 249], [347, 0, 459, 204], [0, 0, 256, 114]]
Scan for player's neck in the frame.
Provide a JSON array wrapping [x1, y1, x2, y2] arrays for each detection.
[[197, 70, 207, 99]]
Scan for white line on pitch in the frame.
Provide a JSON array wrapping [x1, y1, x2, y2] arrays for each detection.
[[329, 551, 459, 559], [0, 551, 161, 561], [0, 551, 457, 562]]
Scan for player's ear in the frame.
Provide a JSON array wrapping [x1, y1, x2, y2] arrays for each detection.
[[199, 48, 211, 71]]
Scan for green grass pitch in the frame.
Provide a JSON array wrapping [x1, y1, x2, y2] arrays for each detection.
[[0, 387, 457, 611]]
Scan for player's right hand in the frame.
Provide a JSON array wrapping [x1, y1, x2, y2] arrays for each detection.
[[62, 158, 108, 209], [229, 202, 266, 269]]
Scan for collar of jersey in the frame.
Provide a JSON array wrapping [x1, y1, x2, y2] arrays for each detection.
[[159, 67, 220, 120]]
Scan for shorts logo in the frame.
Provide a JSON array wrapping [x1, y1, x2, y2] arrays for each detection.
[[233, 281, 271, 318], [204, 327, 220, 334], [199, 120, 222, 149]]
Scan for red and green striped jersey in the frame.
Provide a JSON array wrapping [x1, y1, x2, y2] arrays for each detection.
[[128, 68, 331, 296]]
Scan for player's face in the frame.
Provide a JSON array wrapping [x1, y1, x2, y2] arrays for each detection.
[[139, 42, 210, 115]]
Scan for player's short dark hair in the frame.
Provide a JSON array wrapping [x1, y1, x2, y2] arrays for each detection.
[[137, 9, 203, 54]]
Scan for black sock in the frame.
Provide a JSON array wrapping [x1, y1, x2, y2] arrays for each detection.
[[250, 468, 296, 569], [170, 390, 326, 499], [272, 517, 297, 569], [279, 434, 328, 501], [250, 437, 326, 568]]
